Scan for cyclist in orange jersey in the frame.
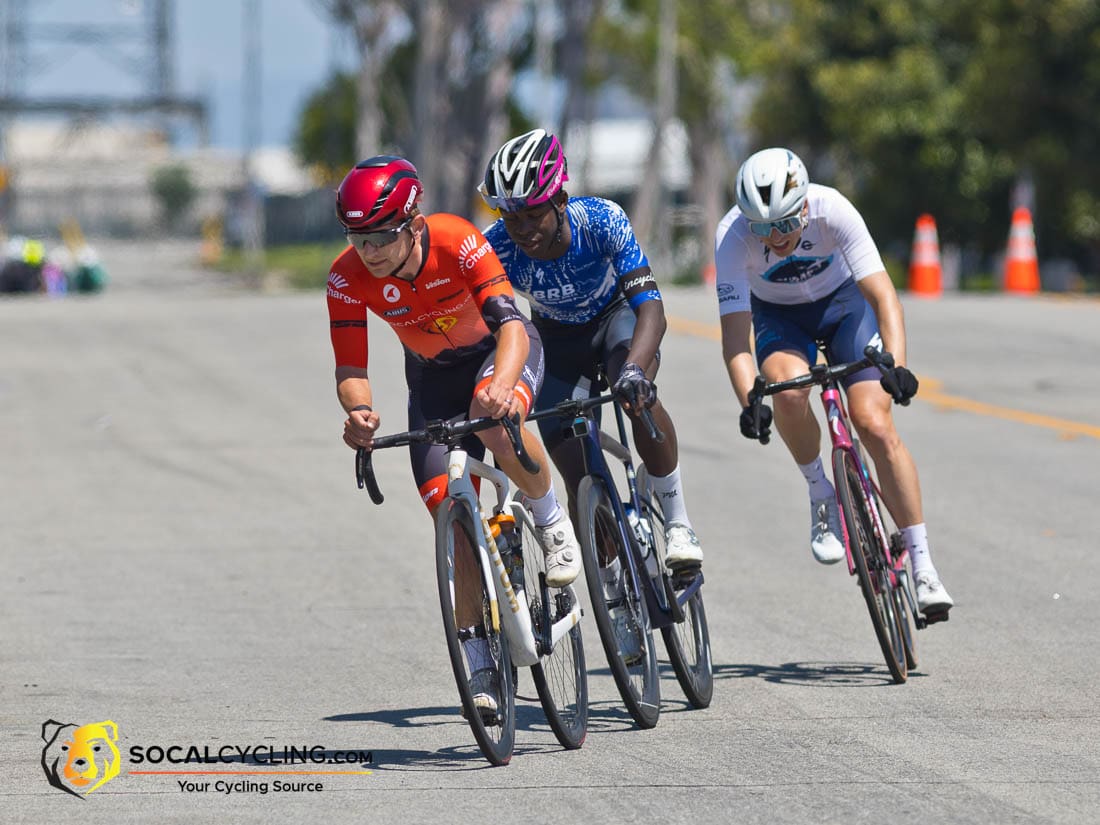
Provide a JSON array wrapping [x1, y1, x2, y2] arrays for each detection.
[[328, 156, 583, 719]]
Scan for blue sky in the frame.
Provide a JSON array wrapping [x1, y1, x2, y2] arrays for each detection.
[[17, 0, 350, 149]]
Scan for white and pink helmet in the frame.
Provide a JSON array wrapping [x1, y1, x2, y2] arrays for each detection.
[[479, 129, 569, 212]]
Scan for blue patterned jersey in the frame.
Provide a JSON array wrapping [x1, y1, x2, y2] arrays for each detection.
[[484, 197, 652, 324]]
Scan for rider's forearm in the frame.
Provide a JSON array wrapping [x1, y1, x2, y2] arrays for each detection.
[[491, 320, 528, 389], [626, 299, 666, 372], [725, 351, 758, 408], [858, 271, 908, 366], [720, 311, 756, 406], [335, 366, 373, 413]]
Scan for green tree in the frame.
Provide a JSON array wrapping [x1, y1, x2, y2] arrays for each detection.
[[293, 71, 359, 184], [150, 164, 197, 229], [744, 0, 1100, 275]]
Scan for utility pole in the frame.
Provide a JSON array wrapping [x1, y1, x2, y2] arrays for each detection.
[[242, 0, 264, 271]]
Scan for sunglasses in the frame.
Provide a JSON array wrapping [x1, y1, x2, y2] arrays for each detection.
[[748, 214, 804, 237], [346, 217, 413, 249], [477, 182, 531, 213]]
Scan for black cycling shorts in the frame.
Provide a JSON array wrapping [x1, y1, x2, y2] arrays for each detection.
[[404, 317, 544, 510]]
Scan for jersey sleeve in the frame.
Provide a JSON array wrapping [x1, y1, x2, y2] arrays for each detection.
[[827, 191, 886, 281], [601, 199, 649, 277], [326, 260, 369, 368], [714, 209, 752, 315], [454, 219, 525, 330]]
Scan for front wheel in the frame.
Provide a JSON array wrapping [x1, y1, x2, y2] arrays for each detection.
[[833, 450, 907, 684], [517, 511, 588, 749], [637, 465, 713, 708], [435, 498, 515, 765], [577, 475, 660, 729]]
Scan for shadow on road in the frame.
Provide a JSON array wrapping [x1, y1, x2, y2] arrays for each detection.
[[712, 661, 925, 687]]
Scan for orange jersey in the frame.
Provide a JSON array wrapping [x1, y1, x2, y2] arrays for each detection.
[[327, 213, 520, 368]]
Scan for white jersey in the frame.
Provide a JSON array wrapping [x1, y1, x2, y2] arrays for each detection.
[[714, 183, 885, 314]]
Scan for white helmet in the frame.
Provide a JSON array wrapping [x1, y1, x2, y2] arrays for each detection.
[[734, 148, 809, 222]]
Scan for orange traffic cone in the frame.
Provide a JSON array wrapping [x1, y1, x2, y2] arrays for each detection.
[[908, 213, 942, 296], [1004, 206, 1040, 293]]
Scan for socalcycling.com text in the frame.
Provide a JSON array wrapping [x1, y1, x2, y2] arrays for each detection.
[[128, 745, 373, 766]]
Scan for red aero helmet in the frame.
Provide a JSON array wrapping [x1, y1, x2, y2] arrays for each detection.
[[336, 156, 423, 231]]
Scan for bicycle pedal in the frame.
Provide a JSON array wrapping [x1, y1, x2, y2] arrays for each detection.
[[921, 607, 950, 626], [668, 559, 702, 575]]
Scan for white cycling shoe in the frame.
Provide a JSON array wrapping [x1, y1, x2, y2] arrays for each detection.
[[664, 523, 703, 566], [538, 515, 581, 587], [810, 496, 846, 565], [915, 572, 954, 615]]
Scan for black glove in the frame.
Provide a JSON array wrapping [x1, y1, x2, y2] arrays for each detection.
[[881, 365, 919, 405], [612, 363, 657, 410], [740, 404, 772, 442]]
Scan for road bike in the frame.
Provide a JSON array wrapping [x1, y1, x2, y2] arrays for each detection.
[[746, 344, 945, 684], [528, 393, 712, 728], [355, 414, 587, 765]]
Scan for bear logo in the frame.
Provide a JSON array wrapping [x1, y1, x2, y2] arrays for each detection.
[[41, 719, 120, 797]]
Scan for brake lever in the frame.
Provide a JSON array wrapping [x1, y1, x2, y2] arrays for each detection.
[[355, 447, 385, 504], [749, 377, 770, 445], [639, 407, 665, 443], [502, 413, 541, 475]]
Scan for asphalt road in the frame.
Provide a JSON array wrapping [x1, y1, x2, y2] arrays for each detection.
[[2, 241, 1098, 823]]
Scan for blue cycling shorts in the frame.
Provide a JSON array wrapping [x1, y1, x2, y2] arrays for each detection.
[[751, 278, 881, 386]]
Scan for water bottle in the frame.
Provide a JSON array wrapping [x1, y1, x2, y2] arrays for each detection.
[[626, 506, 660, 579], [489, 513, 524, 591]]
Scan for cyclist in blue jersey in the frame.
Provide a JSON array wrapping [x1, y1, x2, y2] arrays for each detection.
[[479, 130, 703, 654]]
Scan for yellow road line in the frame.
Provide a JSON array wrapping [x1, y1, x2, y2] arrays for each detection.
[[917, 378, 1100, 441], [668, 315, 1100, 442]]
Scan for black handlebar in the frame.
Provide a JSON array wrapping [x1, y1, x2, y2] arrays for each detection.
[[746, 346, 905, 445], [526, 393, 665, 443], [354, 412, 539, 504]]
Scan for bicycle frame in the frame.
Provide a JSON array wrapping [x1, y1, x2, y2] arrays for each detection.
[[442, 447, 583, 668], [820, 381, 918, 617], [569, 405, 702, 630]]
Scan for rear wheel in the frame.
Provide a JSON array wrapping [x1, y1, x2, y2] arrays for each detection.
[[517, 512, 588, 749], [435, 498, 515, 765], [637, 466, 713, 709], [577, 475, 660, 729], [833, 451, 907, 684]]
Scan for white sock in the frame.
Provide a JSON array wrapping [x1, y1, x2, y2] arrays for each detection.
[[649, 464, 692, 528], [901, 523, 937, 578], [526, 488, 564, 528], [799, 457, 834, 501], [462, 635, 492, 673]]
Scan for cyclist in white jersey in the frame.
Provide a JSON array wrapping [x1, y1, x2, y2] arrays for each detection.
[[479, 130, 704, 627], [714, 147, 952, 617]]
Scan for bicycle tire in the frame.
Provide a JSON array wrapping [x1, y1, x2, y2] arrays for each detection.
[[517, 513, 588, 749], [576, 474, 660, 729], [833, 450, 908, 683], [435, 498, 516, 765], [636, 465, 713, 709], [866, 484, 919, 671]]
